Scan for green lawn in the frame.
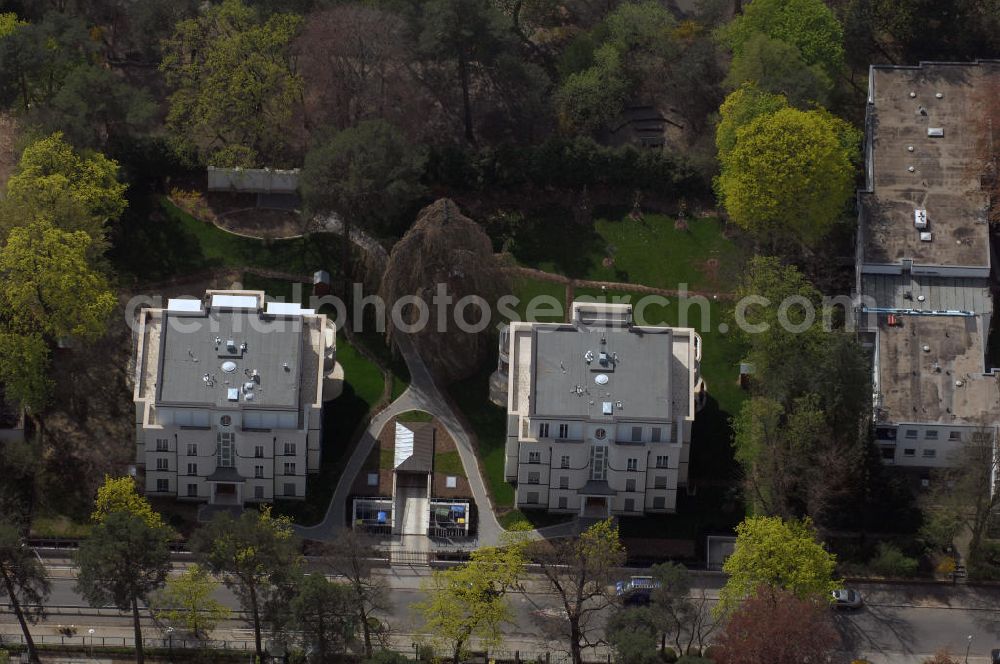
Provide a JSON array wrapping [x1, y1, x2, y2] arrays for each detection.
[[241, 273, 314, 303], [449, 369, 513, 508], [506, 276, 567, 324], [121, 197, 343, 279], [510, 209, 742, 292], [434, 451, 465, 477], [397, 410, 434, 423]]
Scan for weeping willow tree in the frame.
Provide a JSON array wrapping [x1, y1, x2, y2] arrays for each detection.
[[380, 198, 510, 384]]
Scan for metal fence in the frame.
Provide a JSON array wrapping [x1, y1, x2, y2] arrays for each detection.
[[0, 632, 256, 651]]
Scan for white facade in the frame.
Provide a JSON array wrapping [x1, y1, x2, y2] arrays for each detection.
[[502, 302, 703, 516], [132, 290, 343, 505]]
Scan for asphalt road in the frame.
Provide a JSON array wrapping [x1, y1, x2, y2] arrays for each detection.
[[7, 566, 1000, 662]]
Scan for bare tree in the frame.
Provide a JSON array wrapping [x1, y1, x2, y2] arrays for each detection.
[[530, 519, 625, 664], [314, 530, 391, 657]]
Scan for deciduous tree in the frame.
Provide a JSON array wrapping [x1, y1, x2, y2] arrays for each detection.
[[532, 519, 626, 664], [300, 119, 427, 237], [606, 607, 660, 664], [717, 0, 845, 78], [190, 508, 303, 661], [160, 0, 303, 166], [151, 564, 229, 638], [3, 132, 127, 247], [717, 106, 859, 249], [91, 475, 165, 529], [313, 530, 391, 657], [555, 43, 629, 134], [714, 84, 787, 163], [415, 543, 525, 664], [719, 516, 839, 614], [716, 587, 839, 664], [724, 33, 833, 108], [0, 332, 50, 414], [290, 574, 357, 663], [0, 520, 50, 664], [75, 511, 171, 664]]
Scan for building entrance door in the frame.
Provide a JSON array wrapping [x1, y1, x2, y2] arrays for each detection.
[[582, 496, 609, 518]]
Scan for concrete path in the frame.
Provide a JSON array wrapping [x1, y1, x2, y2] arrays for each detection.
[[295, 334, 507, 545]]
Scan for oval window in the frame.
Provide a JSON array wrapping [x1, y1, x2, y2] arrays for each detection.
[[220, 415, 232, 427], [594, 428, 606, 440]]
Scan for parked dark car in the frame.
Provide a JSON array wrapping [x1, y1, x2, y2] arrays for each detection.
[[615, 576, 661, 606]]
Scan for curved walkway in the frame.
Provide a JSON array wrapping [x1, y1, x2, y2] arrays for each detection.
[[294, 334, 582, 547]]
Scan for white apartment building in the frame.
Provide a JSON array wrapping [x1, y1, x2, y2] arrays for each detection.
[[498, 302, 703, 517], [855, 61, 1000, 468], [132, 290, 343, 505]]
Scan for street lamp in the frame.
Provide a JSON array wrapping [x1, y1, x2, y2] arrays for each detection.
[[87, 628, 95, 659], [166, 626, 175, 663], [966, 634, 974, 664]]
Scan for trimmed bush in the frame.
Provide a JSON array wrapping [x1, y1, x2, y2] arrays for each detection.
[[870, 542, 919, 578]]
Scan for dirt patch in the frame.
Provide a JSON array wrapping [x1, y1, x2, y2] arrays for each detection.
[[216, 207, 307, 239]]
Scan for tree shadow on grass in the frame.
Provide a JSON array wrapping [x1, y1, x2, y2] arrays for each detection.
[[508, 206, 605, 278]]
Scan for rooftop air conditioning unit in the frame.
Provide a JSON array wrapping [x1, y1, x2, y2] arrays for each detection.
[[920, 232, 933, 242], [928, 127, 944, 137], [914, 209, 928, 229]]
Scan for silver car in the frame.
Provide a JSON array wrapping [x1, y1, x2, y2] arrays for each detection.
[[831, 588, 864, 609]]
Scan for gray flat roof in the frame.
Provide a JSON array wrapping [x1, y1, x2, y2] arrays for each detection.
[[157, 310, 302, 409], [876, 314, 999, 424], [531, 322, 673, 421], [861, 274, 992, 313], [861, 62, 998, 268]]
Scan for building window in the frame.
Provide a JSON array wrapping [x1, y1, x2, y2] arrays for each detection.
[[527, 471, 540, 484], [655, 455, 668, 468], [284, 442, 296, 455], [156, 479, 169, 493], [526, 492, 539, 505], [904, 429, 918, 439], [186, 483, 197, 498], [627, 458, 638, 472], [187, 463, 197, 476], [558, 424, 569, 439], [590, 446, 608, 481], [255, 465, 265, 479], [367, 472, 378, 486], [284, 462, 296, 475], [558, 496, 568, 510], [254, 486, 265, 499], [949, 431, 962, 441], [561, 455, 570, 469], [924, 430, 939, 440], [652, 496, 665, 509], [284, 483, 296, 497], [538, 423, 549, 438], [625, 478, 636, 492], [594, 428, 607, 440], [923, 449, 937, 458], [254, 445, 265, 458], [560, 476, 569, 489], [624, 498, 635, 512], [631, 426, 642, 442], [156, 438, 169, 452], [216, 432, 235, 468], [651, 427, 662, 443], [186, 443, 197, 456], [903, 448, 916, 457], [156, 458, 168, 471], [446, 476, 457, 488], [528, 451, 541, 464], [654, 476, 667, 489]]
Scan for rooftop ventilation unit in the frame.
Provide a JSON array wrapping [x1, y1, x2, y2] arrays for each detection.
[[920, 232, 933, 242], [243, 381, 255, 393], [226, 339, 236, 353], [599, 351, 609, 365], [584, 350, 594, 364], [935, 92, 944, 99], [928, 127, 944, 137], [914, 209, 928, 229], [595, 374, 609, 385], [221, 361, 237, 373], [227, 388, 239, 401]]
